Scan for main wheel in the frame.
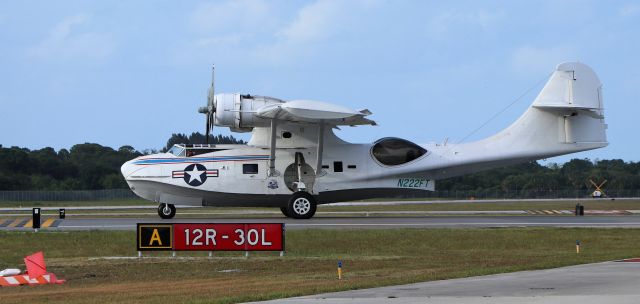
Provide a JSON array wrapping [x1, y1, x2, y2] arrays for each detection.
[[280, 207, 291, 218], [286, 192, 317, 219], [158, 203, 176, 219]]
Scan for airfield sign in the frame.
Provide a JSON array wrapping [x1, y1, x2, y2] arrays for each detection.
[[137, 224, 173, 251], [137, 223, 284, 251]]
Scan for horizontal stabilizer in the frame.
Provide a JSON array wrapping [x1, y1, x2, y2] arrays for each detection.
[[533, 103, 599, 111]]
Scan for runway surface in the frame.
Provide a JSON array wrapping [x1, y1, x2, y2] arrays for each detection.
[[3, 215, 640, 230], [255, 261, 640, 303]]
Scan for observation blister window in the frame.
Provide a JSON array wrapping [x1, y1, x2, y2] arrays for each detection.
[[371, 138, 427, 166]]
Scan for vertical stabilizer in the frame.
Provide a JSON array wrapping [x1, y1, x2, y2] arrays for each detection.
[[531, 62, 607, 144], [448, 62, 608, 172]]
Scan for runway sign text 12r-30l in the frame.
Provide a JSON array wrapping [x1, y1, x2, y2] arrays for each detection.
[[137, 223, 284, 251]]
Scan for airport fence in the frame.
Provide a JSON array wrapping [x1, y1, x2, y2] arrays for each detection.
[[401, 189, 640, 200], [0, 189, 639, 202], [0, 189, 137, 201]]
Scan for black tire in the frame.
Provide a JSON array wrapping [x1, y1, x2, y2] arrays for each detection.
[[158, 203, 176, 219], [286, 192, 317, 219], [280, 207, 291, 218]]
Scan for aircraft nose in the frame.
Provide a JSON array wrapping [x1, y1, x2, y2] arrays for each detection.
[[121, 159, 136, 179]]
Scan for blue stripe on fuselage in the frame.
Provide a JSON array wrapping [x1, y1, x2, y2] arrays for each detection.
[[133, 155, 269, 165]]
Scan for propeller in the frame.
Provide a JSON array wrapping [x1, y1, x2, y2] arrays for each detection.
[[198, 65, 216, 144]]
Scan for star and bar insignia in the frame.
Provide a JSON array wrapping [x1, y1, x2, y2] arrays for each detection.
[[172, 164, 218, 187]]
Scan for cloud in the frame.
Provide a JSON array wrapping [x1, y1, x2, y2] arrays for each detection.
[[511, 45, 576, 74], [28, 14, 116, 61], [175, 0, 276, 66], [619, 3, 640, 16], [177, 0, 382, 66], [427, 9, 504, 38], [277, 0, 346, 44], [259, 0, 382, 63], [189, 0, 272, 34]]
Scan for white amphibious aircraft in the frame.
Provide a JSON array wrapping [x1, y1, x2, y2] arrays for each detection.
[[121, 62, 607, 219]]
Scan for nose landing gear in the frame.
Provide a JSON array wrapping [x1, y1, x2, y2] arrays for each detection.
[[158, 203, 176, 219]]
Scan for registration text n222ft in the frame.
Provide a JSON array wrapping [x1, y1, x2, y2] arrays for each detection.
[[397, 178, 431, 189]]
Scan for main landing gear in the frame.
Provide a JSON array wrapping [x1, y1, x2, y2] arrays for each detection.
[[158, 203, 176, 219], [281, 192, 317, 219]]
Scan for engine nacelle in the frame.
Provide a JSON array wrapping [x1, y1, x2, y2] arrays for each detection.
[[214, 93, 284, 132]]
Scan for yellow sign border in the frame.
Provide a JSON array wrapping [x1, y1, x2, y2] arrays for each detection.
[[138, 224, 173, 249]]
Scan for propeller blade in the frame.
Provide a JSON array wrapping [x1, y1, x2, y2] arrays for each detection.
[[202, 64, 216, 145], [206, 114, 211, 144]]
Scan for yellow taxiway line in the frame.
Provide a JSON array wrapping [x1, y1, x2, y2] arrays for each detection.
[[42, 218, 55, 228]]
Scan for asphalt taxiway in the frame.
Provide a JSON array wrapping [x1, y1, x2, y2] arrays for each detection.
[[3, 215, 640, 230], [256, 261, 640, 304]]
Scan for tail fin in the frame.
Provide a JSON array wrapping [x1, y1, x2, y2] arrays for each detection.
[[481, 62, 608, 159], [368, 62, 608, 180], [531, 62, 607, 144]]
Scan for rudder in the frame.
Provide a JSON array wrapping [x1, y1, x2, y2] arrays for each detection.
[[532, 62, 607, 144]]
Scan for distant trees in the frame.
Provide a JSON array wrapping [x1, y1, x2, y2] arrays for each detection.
[[0, 143, 142, 190], [164, 132, 246, 151], [439, 159, 640, 194], [0, 132, 246, 190], [0, 133, 638, 192]]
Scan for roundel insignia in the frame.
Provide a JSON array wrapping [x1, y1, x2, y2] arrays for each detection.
[[183, 163, 208, 187], [171, 164, 219, 186]]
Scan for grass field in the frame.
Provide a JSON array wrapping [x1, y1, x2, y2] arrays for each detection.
[[1, 228, 640, 303]]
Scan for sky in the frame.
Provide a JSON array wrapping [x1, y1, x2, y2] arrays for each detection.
[[1, 0, 638, 163]]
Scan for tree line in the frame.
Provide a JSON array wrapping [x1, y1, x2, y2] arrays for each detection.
[[438, 159, 640, 194], [0, 133, 638, 192], [0, 133, 244, 190]]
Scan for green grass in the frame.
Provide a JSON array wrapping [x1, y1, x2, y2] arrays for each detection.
[[1, 228, 640, 303]]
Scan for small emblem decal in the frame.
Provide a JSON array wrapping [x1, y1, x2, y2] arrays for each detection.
[[172, 164, 218, 187], [267, 179, 279, 189]]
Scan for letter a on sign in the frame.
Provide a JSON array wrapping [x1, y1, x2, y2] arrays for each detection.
[[137, 224, 172, 251], [149, 229, 163, 246]]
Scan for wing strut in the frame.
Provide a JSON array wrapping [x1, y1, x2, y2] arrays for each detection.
[[315, 121, 325, 176], [268, 119, 279, 177]]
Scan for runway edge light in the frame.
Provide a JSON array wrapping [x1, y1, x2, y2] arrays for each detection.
[[32, 208, 41, 231], [576, 240, 581, 253]]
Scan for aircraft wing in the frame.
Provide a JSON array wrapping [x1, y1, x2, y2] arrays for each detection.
[[255, 100, 376, 126]]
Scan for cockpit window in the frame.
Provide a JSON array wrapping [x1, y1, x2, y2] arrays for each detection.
[[371, 138, 427, 166], [186, 149, 218, 157], [168, 146, 185, 157], [169, 144, 229, 157]]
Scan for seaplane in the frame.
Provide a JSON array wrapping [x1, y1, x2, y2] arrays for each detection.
[[121, 62, 608, 219]]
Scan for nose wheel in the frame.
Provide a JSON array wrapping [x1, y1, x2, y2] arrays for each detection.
[[285, 192, 317, 219], [158, 203, 176, 219]]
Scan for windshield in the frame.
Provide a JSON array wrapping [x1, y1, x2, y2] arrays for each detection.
[[168, 146, 185, 157]]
